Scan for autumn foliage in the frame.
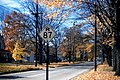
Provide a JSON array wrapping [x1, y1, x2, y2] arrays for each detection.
[[3, 11, 26, 52], [12, 40, 25, 61]]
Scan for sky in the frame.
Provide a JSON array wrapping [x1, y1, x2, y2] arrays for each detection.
[[0, 0, 21, 8], [0, 0, 82, 28]]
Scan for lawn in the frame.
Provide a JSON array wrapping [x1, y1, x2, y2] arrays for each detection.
[[0, 63, 40, 74], [0, 61, 79, 75]]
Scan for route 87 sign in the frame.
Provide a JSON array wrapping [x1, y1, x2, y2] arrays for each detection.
[[39, 26, 56, 42]]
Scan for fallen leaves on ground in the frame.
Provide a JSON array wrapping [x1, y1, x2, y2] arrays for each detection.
[[49, 61, 79, 68], [71, 64, 120, 80]]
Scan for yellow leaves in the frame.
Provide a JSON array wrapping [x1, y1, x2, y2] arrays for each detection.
[[85, 43, 94, 53], [75, 43, 86, 51], [12, 40, 25, 61]]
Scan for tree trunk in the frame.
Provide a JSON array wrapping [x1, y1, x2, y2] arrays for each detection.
[[105, 45, 112, 66], [68, 51, 71, 63], [55, 46, 58, 63], [115, 0, 120, 76], [108, 47, 112, 66], [112, 48, 117, 71], [115, 49, 120, 76], [101, 44, 105, 64], [39, 37, 43, 65]]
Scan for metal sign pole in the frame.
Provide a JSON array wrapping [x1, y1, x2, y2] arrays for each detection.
[[39, 26, 56, 80], [46, 41, 49, 80]]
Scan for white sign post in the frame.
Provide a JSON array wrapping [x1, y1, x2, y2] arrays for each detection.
[[39, 26, 56, 42]]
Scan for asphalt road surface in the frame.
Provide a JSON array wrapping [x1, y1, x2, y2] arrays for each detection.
[[0, 62, 95, 80]]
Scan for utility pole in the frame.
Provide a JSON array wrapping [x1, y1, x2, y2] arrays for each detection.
[[34, 0, 43, 65], [35, 0, 39, 67], [94, 2, 97, 71], [39, 12, 43, 65]]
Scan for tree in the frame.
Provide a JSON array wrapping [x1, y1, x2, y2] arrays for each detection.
[[114, 0, 120, 76], [3, 11, 34, 52], [83, 0, 120, 75], [32, 1, 120, 75], [3, 11, 24, 52], [60, 23, 94, 61], [20, 0, 71, 64], [12, 40, 25, 61], [51, 30, 63, 63], [2, 10, 37, 63]]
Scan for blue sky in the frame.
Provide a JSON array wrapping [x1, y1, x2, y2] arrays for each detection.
[[0, 0, 21, 8], [0, 0, 82, 28]]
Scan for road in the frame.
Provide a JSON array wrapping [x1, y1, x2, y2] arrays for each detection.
[[0, 62, 95, 80]]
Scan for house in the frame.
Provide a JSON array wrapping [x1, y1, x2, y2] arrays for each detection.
[[0, 34, 13, 63], [24, 51, 35, 63]]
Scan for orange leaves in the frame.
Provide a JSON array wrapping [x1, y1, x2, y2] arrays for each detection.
[[2, 11, 26, 52], [46, 0, 67, 8], [4, 15, 12, 24], [71, 64, 120, 80], [34, 0, 75, 9], [85, 43, 94, 52]]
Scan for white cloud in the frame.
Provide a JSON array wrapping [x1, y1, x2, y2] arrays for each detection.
[[0, 0, 21, 8]]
